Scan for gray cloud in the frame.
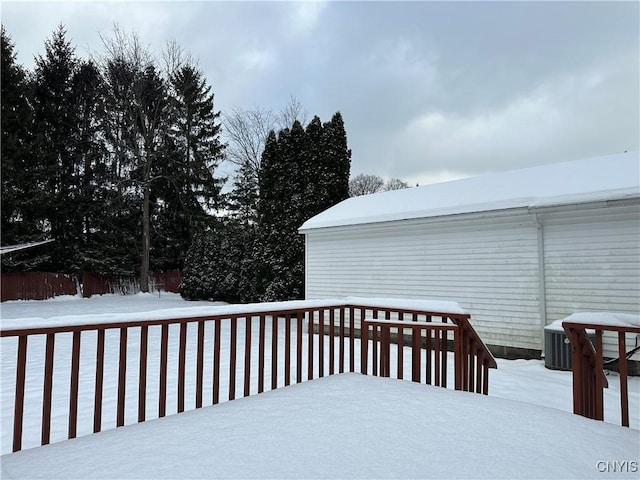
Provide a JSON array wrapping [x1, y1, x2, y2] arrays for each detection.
[[2, 1, 637, 185]]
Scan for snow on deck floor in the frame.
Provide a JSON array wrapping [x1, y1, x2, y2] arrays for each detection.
[[1, 294, 639, 478], [1, 373, 638, 480]]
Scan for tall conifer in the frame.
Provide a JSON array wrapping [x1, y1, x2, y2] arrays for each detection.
[[32, 25, 80, 271], [1, 27, 35, 250]]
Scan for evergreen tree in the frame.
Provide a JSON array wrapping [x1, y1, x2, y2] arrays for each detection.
[[302, 116, 325, 207], [32, 25, 80, 271], [228, 159, 259, 225], [152, 63, 225, 272], [100, 55, 143, 276], [255, 115, 351, 301], [180, 219, 254, 303], [182, 109, 351, 302], [132, 63, 169, 290], [1, 27, 36, 250], [271, 120, 307, 300], [3, 25, 228, 282], [180, 227, 217, 300], [71, 59, 110, 273], [254, 130, 280, 299], [225, 158, 260, 301], [321, 112, 351, 207]]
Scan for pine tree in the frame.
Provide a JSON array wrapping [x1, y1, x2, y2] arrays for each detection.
[[255, 117, 350, 301], [180, 219, 253, 303], [225, 159, 260, 301], [228, 159, 259, 225], [184, 110, 351, 302], [100, 55, 143, 276], [254, 130, 280, 299], [169, 64, 225, 214], [1, 27, 36, 250], [2, 25, 232, 282], [152, 63, 225, 272], [303, 116, 325, 210], [321, 112, 351, 208], [71, 59, 110, 273], [180, 228, 214, 300], [32, 25, 81, 271]]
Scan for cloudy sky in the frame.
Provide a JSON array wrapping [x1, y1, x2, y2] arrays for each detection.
[[2, 1, 638, 186]]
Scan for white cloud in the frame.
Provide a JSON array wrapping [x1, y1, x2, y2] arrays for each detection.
[[287, 1, 327, 36], [2, 1, 637, 186], [383, 51, 638, 181], [237, 46, 276, 71]]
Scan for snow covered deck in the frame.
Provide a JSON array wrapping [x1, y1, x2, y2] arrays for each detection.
[[1, 297, 495, 454], [2, 373, 638, 479]]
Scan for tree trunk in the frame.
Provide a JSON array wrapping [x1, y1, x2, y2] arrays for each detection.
[[140, 183, 150, 292]]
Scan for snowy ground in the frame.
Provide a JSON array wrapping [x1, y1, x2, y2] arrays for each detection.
[[1, 293, 639, 478]]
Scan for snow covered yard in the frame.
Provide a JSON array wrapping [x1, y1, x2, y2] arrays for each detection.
[[1, 293, 639, 478]]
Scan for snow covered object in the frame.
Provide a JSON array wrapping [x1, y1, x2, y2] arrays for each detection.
[[300, 151, 640, 359]]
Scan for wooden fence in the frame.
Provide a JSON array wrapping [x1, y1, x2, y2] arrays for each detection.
[[0, 272, 78, 302], [82, 271, 181, 297], [1, 271, 181, 301], [563, 320, 640, 427], [1, 300, 496, 452]]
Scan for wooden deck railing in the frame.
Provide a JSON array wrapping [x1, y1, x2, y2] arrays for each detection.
[[1, 300, 496, 452], [563, 321, 640, 427], [361, 311, 496, 393]]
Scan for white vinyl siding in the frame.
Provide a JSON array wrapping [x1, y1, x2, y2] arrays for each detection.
[[542, 206, 640, 358], [305, 202, 640, 355], [305, 215, 542, 350]]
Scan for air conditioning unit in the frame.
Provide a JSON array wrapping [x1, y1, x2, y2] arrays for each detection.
[[544, 325, 594, 371]]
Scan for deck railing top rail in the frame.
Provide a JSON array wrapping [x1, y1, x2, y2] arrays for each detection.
[[0, 297, 470, 334], [363, 318, 458, 328], [1, 298, 492, 369], [562, 321, 640, 335]]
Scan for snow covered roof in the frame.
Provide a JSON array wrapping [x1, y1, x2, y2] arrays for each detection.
[[300, 151, 640, 231]]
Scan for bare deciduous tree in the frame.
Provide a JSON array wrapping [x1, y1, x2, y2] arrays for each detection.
[[277, 95, 308, 130], [223, 105, 277, 178], [349, 173, 385, 196], [223, 96, 308, 181], [349, 174, 410, 196], [385, 178, 410, 190], [162, 38, 192, 78]]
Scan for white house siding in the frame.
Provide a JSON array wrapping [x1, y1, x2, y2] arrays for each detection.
[[305, 213, 543, 351], [302, 153, 639, 357], [542, 204, 640, 358]]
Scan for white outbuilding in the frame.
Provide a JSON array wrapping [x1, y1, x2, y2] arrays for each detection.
[[299, 152, 640, 358]]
